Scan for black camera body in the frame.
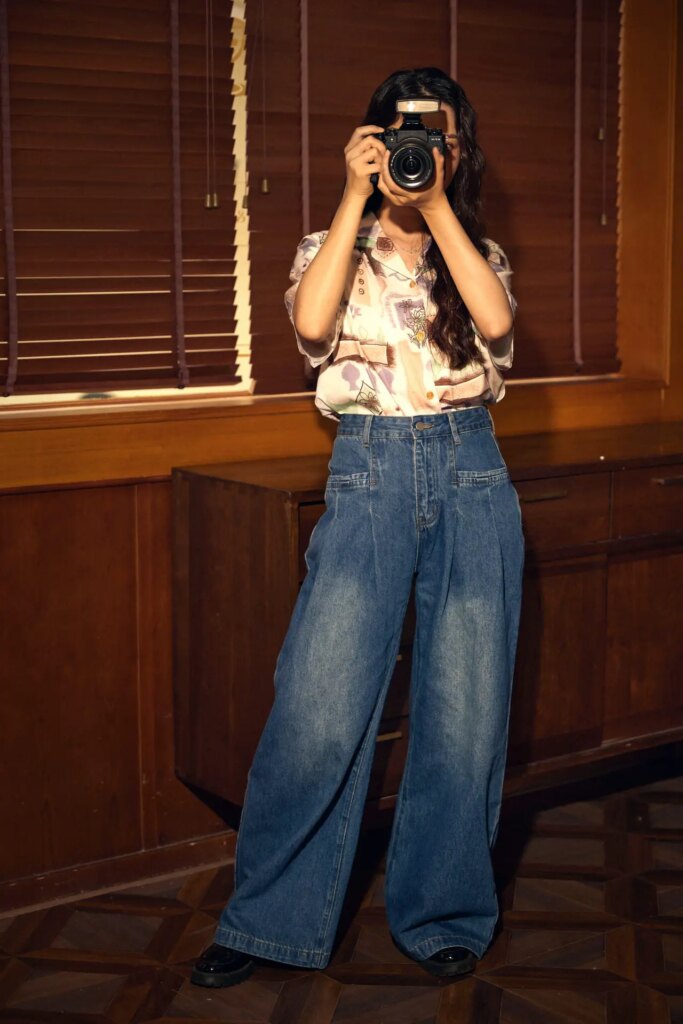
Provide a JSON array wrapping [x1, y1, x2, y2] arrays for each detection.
[[371, 98, 446, 191]]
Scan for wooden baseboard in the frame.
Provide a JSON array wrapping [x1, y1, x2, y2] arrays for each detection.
[[0, 830, 237, 917]]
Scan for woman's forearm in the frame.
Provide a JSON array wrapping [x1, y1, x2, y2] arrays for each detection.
[[293, 188, 367, 345], [422, 196, 513, 342]]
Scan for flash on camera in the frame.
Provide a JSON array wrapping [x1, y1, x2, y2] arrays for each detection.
[[396, 98, 441, 114]]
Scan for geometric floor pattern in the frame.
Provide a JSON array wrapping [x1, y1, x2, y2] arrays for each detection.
[[3, 756, 683, 1022]]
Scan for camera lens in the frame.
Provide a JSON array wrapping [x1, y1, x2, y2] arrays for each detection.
[[389, 141, 434, 190]]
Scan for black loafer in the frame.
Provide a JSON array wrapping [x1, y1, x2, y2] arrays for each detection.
[[191, 942, 256, 987], [419, 945, 478, 978]]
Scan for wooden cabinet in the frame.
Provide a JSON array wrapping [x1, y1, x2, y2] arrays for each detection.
[[172, 421, 683, 824], [602, 458, 683, 743], [507, 554, 608, 765]]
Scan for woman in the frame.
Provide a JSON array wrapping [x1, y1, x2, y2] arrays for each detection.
[[192, 66, 525, 988]]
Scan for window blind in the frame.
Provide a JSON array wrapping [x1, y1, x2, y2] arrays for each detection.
[[247, 0, 622, 392], [0, 0, 240, 397]]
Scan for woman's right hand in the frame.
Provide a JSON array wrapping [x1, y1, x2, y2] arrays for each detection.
[[344, 125, 386, 198]]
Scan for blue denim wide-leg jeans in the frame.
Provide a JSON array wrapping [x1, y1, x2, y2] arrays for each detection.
[[214, 406, 525, 968]]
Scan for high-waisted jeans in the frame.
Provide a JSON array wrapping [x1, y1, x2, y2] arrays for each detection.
[[214, 406, 525, 968]]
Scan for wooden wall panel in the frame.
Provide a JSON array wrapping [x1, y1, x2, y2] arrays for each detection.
[[0, 486, 141, 877], [307, 1, 451, 231], [246, 0, 305, 397], [0, 481, 227, 894]]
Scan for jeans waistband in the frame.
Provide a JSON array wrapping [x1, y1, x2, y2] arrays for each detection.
[[336, 406, 494, 440]]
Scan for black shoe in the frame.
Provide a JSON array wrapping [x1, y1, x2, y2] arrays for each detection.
[[419, 945, 478, 978], [191, 942, 256, 987]]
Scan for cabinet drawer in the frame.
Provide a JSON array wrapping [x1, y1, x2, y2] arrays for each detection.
[[612, 463, 683, 538], [516, 472, 610, 549], [368, 715, 408, 800]]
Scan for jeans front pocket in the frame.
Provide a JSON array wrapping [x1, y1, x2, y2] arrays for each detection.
[[326, 433, 374, 490], [449, 425, 510, 488], [326, 471, 371, 490]]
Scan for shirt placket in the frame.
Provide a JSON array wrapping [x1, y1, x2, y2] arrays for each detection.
[[363, 224, 440, 410]]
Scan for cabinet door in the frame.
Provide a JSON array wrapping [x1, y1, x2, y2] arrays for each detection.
[[612, 464, 683, 538], [507, 555, 607, 765], [604, 547, 683, 741]]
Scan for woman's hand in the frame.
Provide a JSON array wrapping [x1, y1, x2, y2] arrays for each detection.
[[377, 144, 453, 214], [344, 126, 387, 199]]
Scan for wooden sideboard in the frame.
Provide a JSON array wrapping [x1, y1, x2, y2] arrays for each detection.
[[172, 420, 683, 827]]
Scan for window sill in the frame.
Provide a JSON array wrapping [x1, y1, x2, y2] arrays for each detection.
[[0, 391, 318, 432], [0, 372, 665, 433]]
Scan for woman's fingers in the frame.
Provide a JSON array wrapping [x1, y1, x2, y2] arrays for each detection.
[[344, 126, 387, 156], [346, 137, 385, 164], [344, 129, 386, 197], [349, 155, 382, 175], [344, 124, 385, 154]]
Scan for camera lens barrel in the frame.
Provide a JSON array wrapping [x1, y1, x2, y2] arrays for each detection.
[[390, 140, 434, 191], [369, 121, 445, 191]]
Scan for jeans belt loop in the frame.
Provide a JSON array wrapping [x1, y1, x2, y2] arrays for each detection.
[[362, 414, 372, 448], [447, 410, 462, 446]]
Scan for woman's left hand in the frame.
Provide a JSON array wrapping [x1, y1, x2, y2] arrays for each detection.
[[377, 144, 451, 213]]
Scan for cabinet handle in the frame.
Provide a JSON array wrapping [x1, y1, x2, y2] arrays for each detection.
[[519, 489, 569, 503], [377, 730, 403, 743], [652, 475, 683, 486]]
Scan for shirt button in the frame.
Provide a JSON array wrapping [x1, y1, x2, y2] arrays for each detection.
[[359, 288, 365, 294], [409, 281, 416, 288], [426, 390, 434, 399]]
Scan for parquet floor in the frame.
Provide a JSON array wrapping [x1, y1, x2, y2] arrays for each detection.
[[4, 756, 683, 1023]]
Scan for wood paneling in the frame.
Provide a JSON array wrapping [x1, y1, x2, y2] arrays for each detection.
[[136, 480, 225, 847], [618, 0, 677, 384], [0, 479, 227, 901], [612, 463, 683, 538], [0, 485, 141, 877], [605, 547, 683, 741], [508, 555, 607, 765], [457, 0, 621, 378], [172, 469, 296, 802]]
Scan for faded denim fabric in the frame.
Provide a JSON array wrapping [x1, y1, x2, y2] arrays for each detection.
[[214, 406, 525, 968]]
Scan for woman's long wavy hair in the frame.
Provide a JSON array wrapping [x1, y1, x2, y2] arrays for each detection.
[[360, 67, 490, 371]]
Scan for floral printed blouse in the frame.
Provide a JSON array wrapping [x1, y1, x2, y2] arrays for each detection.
[[284, 208, 517, 422]]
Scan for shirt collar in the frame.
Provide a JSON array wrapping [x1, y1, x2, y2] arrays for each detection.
[[355, 208, 433, 282]]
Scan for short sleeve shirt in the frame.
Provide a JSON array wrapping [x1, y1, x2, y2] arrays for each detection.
[[284, 208, 517, 422]]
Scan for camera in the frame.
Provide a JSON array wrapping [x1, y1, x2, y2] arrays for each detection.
[[371, 98, 446, 191]]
